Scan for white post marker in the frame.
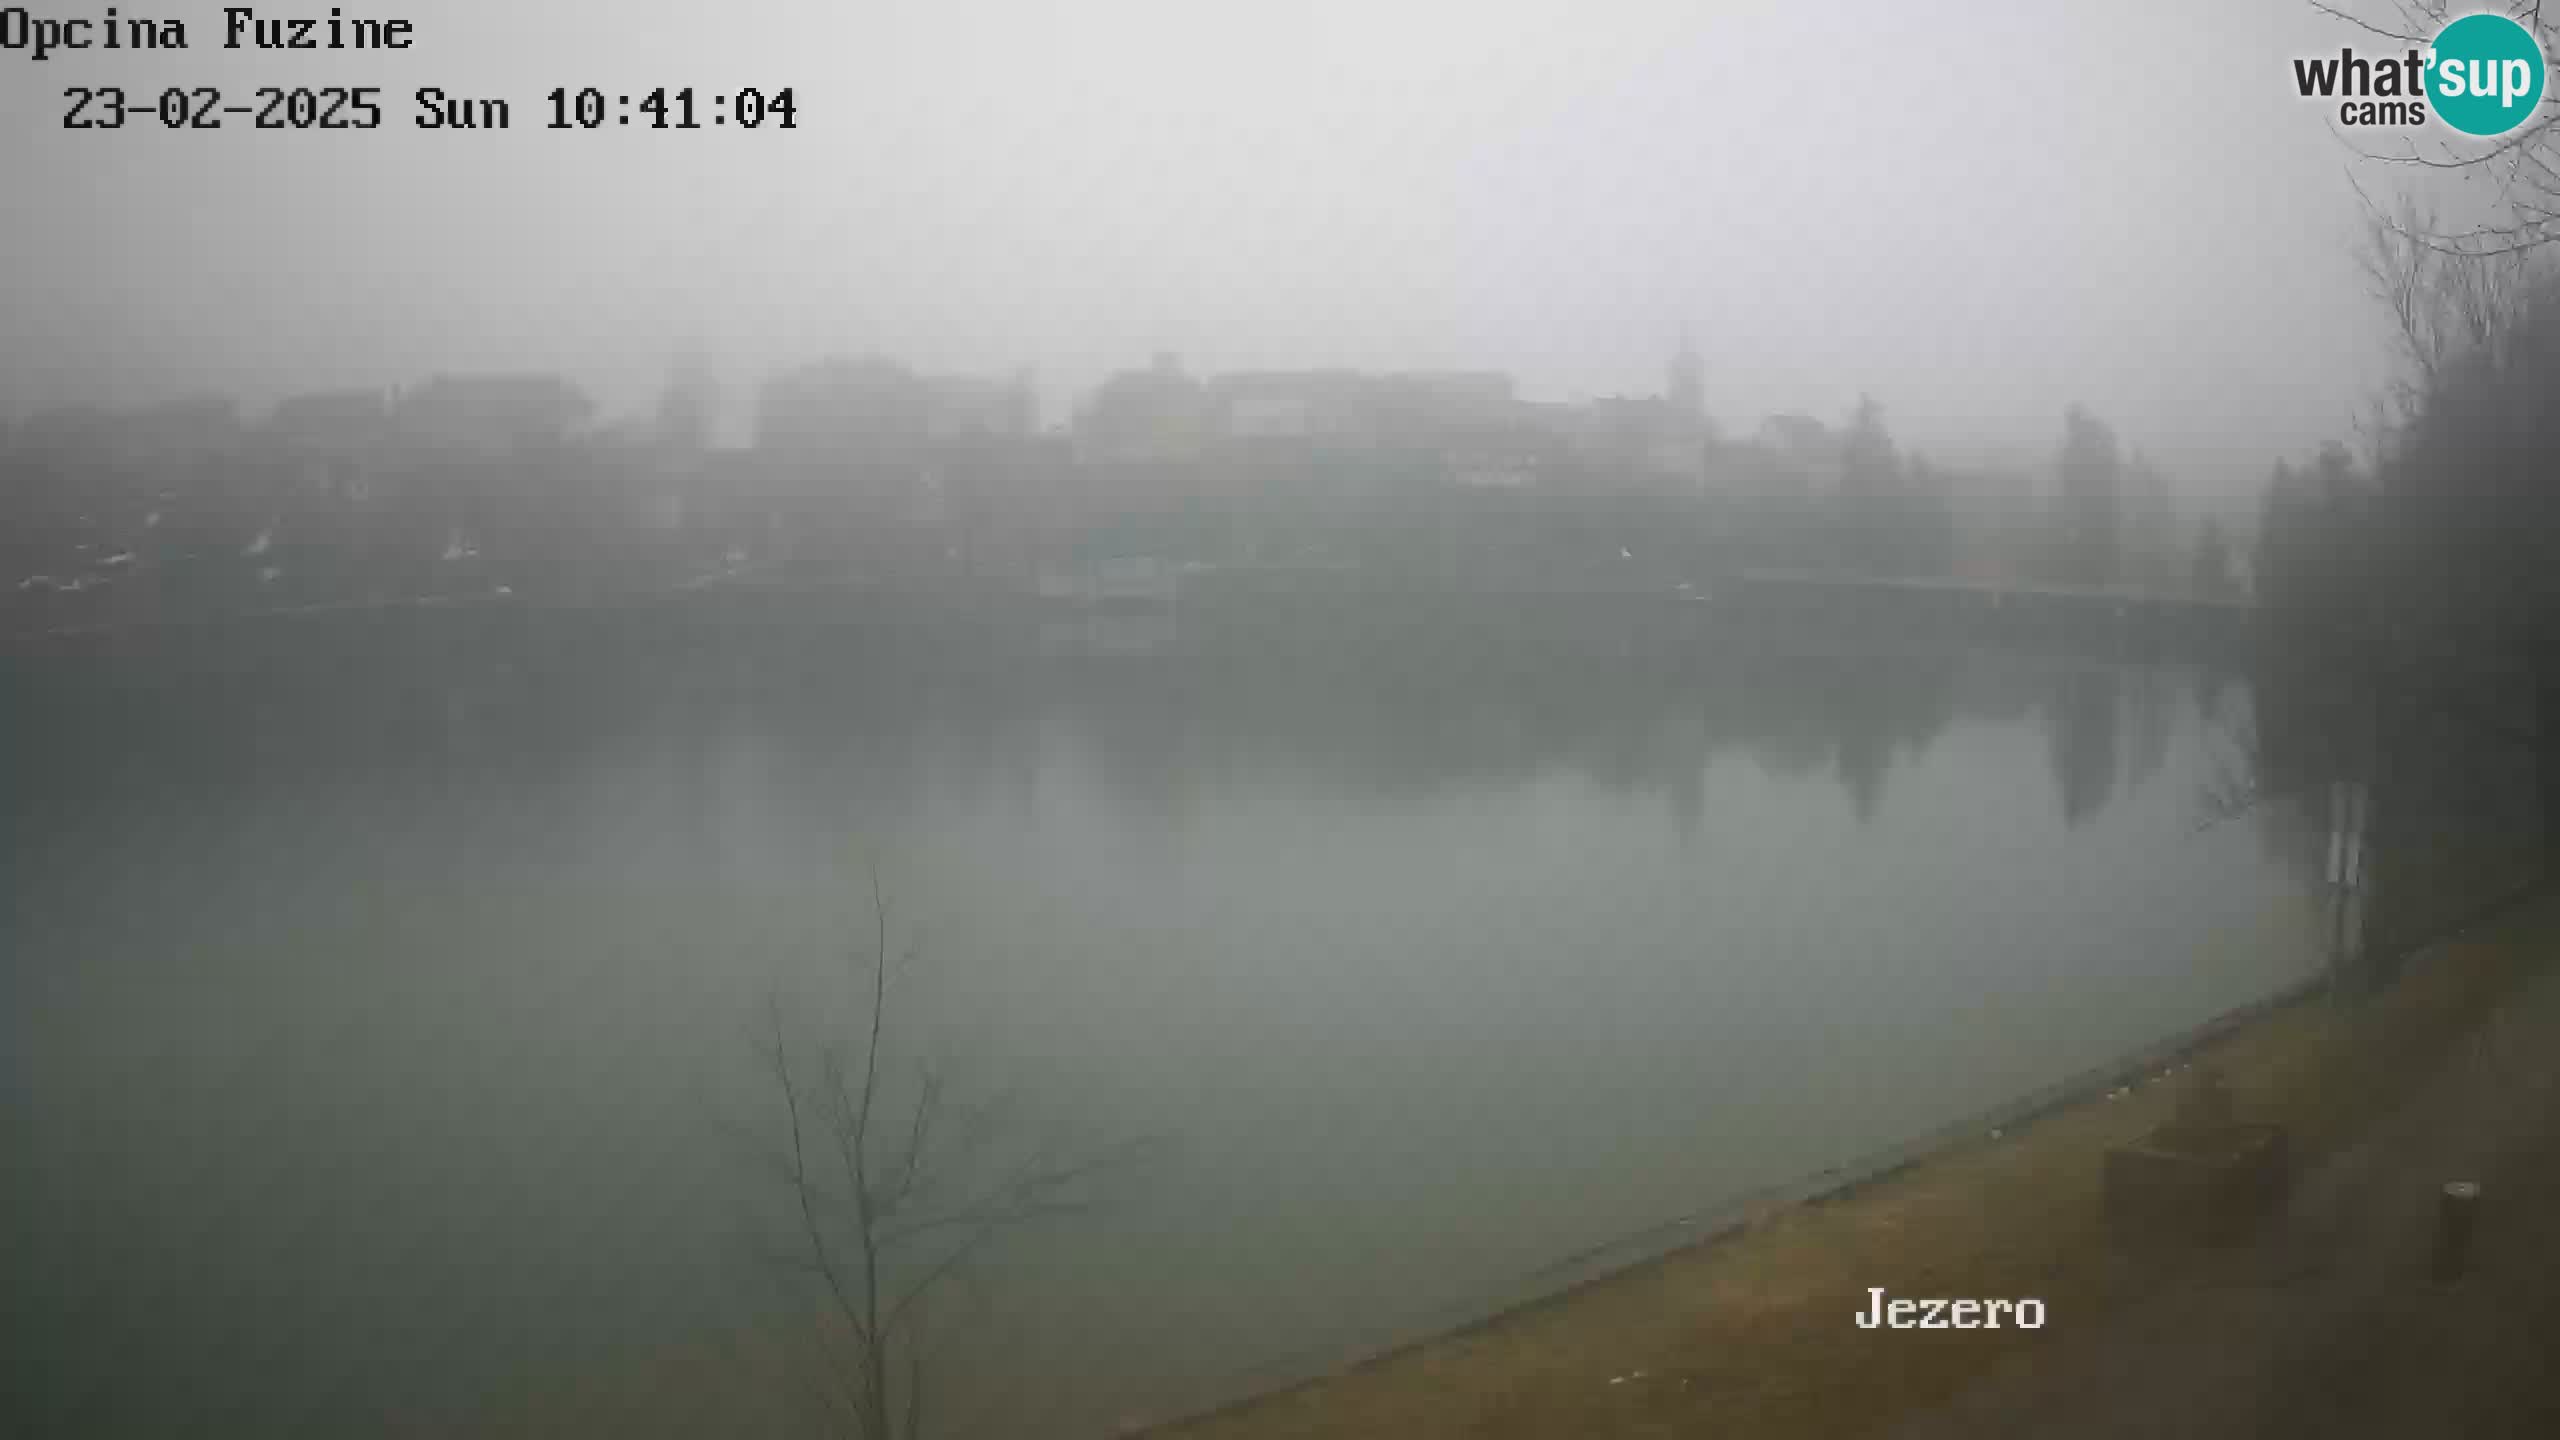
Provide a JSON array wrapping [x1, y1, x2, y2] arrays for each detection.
[[2326, 779, 2370, 970], [2325, 779, 2369, 889]]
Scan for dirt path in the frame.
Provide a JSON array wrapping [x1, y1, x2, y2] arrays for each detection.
[[1883, 947, 2560, 1440]]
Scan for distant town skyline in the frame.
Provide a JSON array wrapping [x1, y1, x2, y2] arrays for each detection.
[[2, 0, 2422, 504], [0, 333, 2323, 506]]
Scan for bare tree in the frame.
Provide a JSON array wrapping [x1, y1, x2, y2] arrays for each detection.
[[2229, 261, 2560, 903], [2200, 6, 2560, 924], [758, 868, 1156, 1439], [2357, 191, 2539, 423], [2314, 1, 2560, 259]]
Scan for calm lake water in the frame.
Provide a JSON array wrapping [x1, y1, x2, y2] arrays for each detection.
[[3, 614, 2327, 1437]]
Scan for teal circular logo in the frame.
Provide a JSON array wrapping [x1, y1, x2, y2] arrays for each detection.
[[2432, 14, 2547, 136]]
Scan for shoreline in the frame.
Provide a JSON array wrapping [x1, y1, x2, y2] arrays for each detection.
[[1135, 969, 2334, 1428], [1145, 888, 2558, 1440]]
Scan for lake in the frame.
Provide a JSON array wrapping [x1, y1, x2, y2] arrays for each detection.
[[1, 610, 2327, 1437]]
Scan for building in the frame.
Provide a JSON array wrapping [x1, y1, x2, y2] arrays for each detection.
[[753, 357, 1033, 458], [753, 357, 929, 460], [923, 372, 1037, 441], [1206, 370, 1377, 446], [392, 375, 594, 458], [654, 349, 720, 454], [114, 396, 245, 471], [1750, 412, 1844, 490], [264, 389, 391, 503], [1074, 353, 1211, 465], [5, 399, 244, 536], [1668, 337, 1705, 427], [1568, 343, 1712, 492], [1200, 368, 1516, 453], [746, 357, 1049, 579]]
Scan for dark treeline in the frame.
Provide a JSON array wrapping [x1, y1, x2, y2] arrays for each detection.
[[2245, 202, 2560, 951], [3, 343, 2217, 639]]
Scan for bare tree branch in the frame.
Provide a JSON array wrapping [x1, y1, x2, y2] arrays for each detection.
[[2309, 0, 2560, 262], [2305, 0, 2428, 43], [755, 868, 1165, 1438], [883, 1063, 945, 1218]]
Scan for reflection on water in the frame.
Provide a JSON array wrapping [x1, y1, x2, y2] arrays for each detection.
[[2, 622, 2329, 1437]]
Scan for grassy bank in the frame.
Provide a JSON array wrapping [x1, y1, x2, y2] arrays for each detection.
[[1155, 893, 2560, 1440]]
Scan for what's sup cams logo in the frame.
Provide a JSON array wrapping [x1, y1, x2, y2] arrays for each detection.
[[2294, 11, 2548, 135]]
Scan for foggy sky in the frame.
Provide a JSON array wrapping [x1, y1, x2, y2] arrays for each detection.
[[0, 1, 2421, 492]]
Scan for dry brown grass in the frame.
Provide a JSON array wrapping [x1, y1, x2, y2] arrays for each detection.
[[1157, 896, 2559, 1440]]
